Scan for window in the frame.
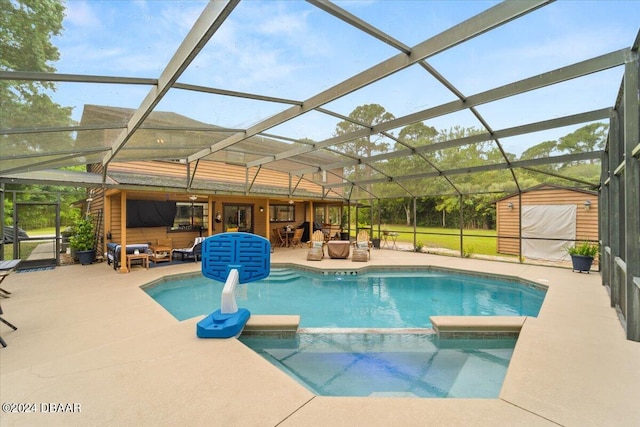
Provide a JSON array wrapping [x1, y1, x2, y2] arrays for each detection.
[[313, 204, 342, 225], [314, 206, 325, 224], [170, 202, 208, 231], [270, 205, 295, 222]]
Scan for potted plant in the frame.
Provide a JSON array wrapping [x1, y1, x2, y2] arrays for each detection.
[[566, 241, 598, 273], [70, 216, 96, 265]]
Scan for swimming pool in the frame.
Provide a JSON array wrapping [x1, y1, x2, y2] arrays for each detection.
[[239, 333, 516, 398], [143, 267, 544, 398], [143, 267, 546, 327]]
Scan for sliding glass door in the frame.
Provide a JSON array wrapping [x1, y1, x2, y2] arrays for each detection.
[[223, 204, 253, 233]]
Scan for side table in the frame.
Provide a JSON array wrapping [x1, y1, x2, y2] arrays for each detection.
[[149, 245, 172, 264], [126, 253, 149, 271]]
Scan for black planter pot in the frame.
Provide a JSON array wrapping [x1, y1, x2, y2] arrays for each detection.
[[372, 238, 381, 249], [76, 249, 96, 265], [571, 255, 594, 273]]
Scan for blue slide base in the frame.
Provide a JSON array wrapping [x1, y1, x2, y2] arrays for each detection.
[[197, 308, 251, 338]]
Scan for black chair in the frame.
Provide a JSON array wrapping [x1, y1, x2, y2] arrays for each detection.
[[0, 303, 17, 348]]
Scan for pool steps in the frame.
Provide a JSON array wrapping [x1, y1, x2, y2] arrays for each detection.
[[242, 315, 300, 338], [265, 268, 300, 283], [430, 316, 526, 338], [239, 315, 526, 339]]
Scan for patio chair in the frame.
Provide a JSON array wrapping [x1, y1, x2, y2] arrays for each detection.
[[172, 237, 205, 262], [0, 302, 17, 347], [273, 228, 286, 248], [307, 230, 325, 261], [353, 230, 372, 260], [289, 228, 304, 248]]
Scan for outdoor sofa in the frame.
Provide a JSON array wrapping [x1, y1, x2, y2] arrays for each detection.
[[106, 243, 150, 270]]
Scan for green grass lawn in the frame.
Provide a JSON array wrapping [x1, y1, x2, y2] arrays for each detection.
[[5, 226, 500, 260], [3, 227, 60, 260], [359, 225, 499, 256]]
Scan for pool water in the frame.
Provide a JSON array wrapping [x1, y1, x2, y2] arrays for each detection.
[[239, 333, 516, 398], [143, 268, 546, 327]]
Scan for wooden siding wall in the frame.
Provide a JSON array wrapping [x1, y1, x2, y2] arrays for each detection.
[[496, 188, 599, 256], [103, 191, 312, 250]]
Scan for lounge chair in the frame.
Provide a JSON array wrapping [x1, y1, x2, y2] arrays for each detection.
[[352, 230, 372, 261], [172, 237, 205, 262], [307, 230, 325, 261]]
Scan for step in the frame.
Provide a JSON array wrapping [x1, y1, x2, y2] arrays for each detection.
[[430, 316, 526, 338], [242, 315, 300, 338], [265, 268, 300, 282]]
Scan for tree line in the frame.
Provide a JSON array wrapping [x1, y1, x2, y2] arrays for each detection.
[[333, 104, 606, 230]]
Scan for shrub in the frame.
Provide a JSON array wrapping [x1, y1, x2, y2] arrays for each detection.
[[69, 217, 95, 251], [566, 241, 598, 258]]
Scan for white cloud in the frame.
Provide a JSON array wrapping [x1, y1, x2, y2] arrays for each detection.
[[258, 9, 309, 36], [64, 1, 103, 29]]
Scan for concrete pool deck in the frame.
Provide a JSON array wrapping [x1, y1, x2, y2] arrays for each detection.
[[1, 247, 638, 426]]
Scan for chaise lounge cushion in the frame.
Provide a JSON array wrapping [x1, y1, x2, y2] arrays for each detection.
[[172, 237, 205, 262]]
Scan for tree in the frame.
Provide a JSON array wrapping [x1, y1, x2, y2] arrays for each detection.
[[378, 123, 438, 225], [520, 140, 558, 161], [556, 123, 608, 163], [334, 104, 394, 157], [0, 0, 73, 151], [1, 1, 82, 227], [334, 104, 394, 194], [397, 122, 438, 148]]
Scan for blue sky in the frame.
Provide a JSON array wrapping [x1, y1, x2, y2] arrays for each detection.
[[50, 0, 640, 155]]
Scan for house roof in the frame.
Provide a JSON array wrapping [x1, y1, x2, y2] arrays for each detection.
[[495, 183, 598, 204]]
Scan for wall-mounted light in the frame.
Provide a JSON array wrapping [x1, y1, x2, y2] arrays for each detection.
[[584, 200, 591, 210], [189, 195, 198, 201], [507, 202, 513, 210], [288, 200, 294, 205], [259, 206, 264, 213]]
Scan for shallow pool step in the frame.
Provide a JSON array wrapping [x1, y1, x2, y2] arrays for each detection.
[[266, 268, 300, 282], [430, 316, 526, 338], [242, 315, 300, 338]]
